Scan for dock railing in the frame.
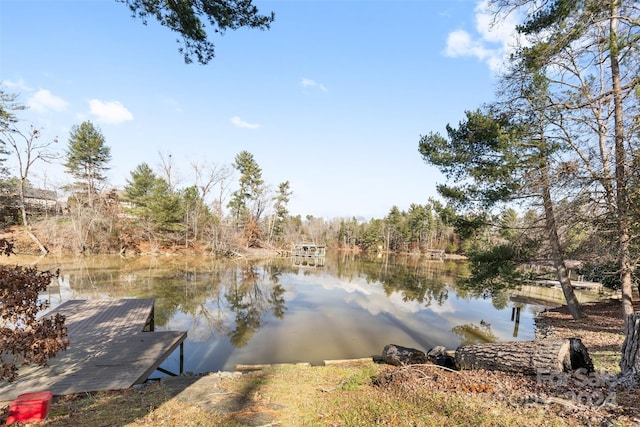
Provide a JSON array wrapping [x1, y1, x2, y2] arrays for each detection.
[[290, 243, 326, 267]]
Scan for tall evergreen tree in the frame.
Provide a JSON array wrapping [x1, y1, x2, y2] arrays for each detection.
[[271, 180, 292, 242], [124, 163, 184, 242], [419, 105, 582, 319], [124, 163, 158, 216], [64, 121, 111, 207], [147, 179, 184, 236], [228, 151, 267, 244], [385, 206, 407, 252], [407, 203, 433, 250]]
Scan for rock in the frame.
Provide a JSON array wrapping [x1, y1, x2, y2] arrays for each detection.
[[427, 345, 447, 361], [382, 344, 427, 366], [434, 355, 456, 369], [427, 345, 456, 369]]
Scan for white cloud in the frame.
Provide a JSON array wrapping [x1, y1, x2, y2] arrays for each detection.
[[88, 99, 133, 124], [444, 29, 492, 60], [27, 89, 69, 113], [443, 0, 525, 73], [231, 115, 260, 129], [3, 78, 32, 91], [301, 77, 328, 92]]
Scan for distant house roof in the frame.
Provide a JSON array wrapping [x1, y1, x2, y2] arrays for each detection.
[[23, 188, 57, 201]]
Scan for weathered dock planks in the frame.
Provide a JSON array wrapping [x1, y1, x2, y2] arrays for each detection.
[[0, 299, 186, 401]]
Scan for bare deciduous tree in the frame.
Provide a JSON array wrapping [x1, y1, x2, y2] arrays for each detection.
[[2, 125, 59, 254]]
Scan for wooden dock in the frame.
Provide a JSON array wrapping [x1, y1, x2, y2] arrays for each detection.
[[0, 299, 187, 402], [291, 243, 326, 257], [290, 243, 326, 267]]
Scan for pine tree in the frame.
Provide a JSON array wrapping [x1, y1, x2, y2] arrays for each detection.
[[124, 163, 158, 217], [64, 121, 111, 207], [124, 163, 184, 242], [271, 181, 292, 242], [228, 151, 266, 244], [419, 104, 582, 319]]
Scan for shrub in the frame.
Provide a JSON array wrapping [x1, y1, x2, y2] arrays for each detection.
[[0, 238, 68, 382]]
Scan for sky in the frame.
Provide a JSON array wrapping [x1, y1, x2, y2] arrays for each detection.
[[0, 0, 523, 219]]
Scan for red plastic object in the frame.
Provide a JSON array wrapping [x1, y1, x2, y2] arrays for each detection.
[[5, 391, 53, 425]]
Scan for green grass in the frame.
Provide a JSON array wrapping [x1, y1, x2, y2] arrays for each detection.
[[591, 349, 622, 373]]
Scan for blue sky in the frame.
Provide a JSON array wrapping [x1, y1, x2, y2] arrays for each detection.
[[0, 0, 522, 219]]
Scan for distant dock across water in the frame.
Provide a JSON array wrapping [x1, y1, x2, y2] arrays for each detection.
[[280, 243, 326, 267], [0, 298, 186, 402]]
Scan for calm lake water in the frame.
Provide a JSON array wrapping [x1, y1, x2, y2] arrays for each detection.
[[2, 252, 598, 374]]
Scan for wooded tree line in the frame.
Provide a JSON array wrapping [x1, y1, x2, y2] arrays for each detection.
[[0, 91, 460, 256], [336, 202, 458, 254], [0, 116, 293, 254]]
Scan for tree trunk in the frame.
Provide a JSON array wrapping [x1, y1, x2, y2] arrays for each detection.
[[538, 130, 582, 320], [541, 183, 581, 320], [18, 181, 48, 255], [24, 230, 48, 255], [609, 0, 635, 333], [610, 2, 637, 377], [455, 338, 593, 375], [620, 311, 640, 384]]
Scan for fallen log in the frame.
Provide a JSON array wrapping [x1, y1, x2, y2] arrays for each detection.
[[381, 344, 427, 366], [235, 362, 311, 371], [323, 358, 373, 366], [381, 344, 456, 368], [454, 338, 594, 375]]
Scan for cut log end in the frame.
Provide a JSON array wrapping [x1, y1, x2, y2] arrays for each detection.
[[568, 338, 594, 372]]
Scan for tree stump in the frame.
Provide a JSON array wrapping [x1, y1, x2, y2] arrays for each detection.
[[455, 338, 593, 375]]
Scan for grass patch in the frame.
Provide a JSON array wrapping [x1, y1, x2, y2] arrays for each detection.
[[36, 383, 236, 427], [311, 365, 570, 427], [590, 349, 622, 373], [340, 365, 378, 391], [12, 361, 636, 426]]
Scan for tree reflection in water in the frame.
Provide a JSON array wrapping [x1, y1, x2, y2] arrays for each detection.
[[226, 264, 287, 347], [359, 254, 454, 307], [34, 256, 290, 349], [4, 252, 557, 372]]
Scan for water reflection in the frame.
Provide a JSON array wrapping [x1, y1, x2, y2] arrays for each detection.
[[0, 252, 602, 374], [451, 320, 498, 345], [225, 265, 287, 347]]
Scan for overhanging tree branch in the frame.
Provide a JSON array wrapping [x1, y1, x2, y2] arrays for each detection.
[[117, 0, 274, 64]]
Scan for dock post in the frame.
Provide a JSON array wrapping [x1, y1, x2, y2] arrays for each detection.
[[180, 342, 184, 374]]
